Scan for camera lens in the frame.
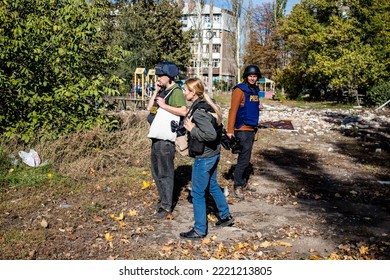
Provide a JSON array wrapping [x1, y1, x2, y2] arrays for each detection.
[[171, 120, 179, 132]]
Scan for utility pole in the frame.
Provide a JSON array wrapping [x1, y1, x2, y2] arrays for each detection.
[[232, 0, 243, 84], [196, 1, 202, 78], [208, 0, 214, 97]]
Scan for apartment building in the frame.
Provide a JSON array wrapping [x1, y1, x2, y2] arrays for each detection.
[[181, 2, 237, 90]]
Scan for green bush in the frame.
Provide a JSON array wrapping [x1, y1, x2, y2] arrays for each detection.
[[0, 0, 125, 143], [366, 81, 390, 106]]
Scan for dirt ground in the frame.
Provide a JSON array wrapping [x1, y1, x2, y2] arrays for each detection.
[[1, 102, 389, 260]]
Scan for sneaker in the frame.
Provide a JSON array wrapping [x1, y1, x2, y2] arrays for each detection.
[[180, 228, 206, 239], [243, 185, 257, 192], [216, 214, 234, 227], [234, 188, 244, 199], [153, 207, 171, 219]]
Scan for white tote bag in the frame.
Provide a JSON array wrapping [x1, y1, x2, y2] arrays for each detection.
[[147, 108, 180, 142]]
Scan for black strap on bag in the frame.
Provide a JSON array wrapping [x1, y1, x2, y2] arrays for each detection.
[[147, 86, 179, 125]]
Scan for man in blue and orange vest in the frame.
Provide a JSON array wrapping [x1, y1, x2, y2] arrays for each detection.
[[227, 65, 262, 199]]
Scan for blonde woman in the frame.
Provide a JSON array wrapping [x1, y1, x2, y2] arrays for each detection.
[[180, 78, 234, 239]]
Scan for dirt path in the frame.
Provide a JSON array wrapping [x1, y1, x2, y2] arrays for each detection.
[[147, 104, 390, 259], [1, 104, 389, 260]]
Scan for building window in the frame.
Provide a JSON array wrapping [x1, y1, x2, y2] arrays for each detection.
[[213, 44, 220, 53], [213, 59, 220, 68], [213, 15, 221, 23], [204, 15, 210, 22]]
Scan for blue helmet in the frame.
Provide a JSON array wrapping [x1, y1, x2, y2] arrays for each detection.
[[155, 61, 179, 78]]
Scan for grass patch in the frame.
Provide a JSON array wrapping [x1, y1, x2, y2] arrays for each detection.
[[0, 163, 66, 189], [0, 229, 46, 259]]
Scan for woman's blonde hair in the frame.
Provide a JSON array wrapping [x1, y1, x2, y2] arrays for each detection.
[[185, 78, 222, 125]]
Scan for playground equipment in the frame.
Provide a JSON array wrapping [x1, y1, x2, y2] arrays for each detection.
[[133, 68, 145, 99], [257, 77, 275, 99], [146, 69, 156, 96], [132, 68, 157, 100]]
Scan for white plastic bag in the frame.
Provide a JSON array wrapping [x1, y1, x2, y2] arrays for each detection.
[[18, 149, 41, 167]]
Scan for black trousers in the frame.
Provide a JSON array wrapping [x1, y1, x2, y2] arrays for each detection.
[[233, 130, 255, 188]]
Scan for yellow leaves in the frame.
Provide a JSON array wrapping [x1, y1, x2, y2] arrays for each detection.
[[202, 238, 212, 245], [278, 241, 293, 247], [213, 242, 226, 259], [359, 246, 369, 255], [166, 213, 174, 220], [141, 180, 151, 190], [161, 246, 173, 252], [181, 249, 189, 255], [104, 232, 113, 242], [9, 168, 14, 173], [127, 209, 138, 217], [159, 242, 175, 257], [207, 214, 217, 222], [110, 212, 124, 221], [118, 221, 126, 229], [234, 242, 246, 249], [105, 232, 114, 248], [327, 252, 341, 260], [259, 241, 273, 248], [47, 173, 53, 179], [259, 240, 292, 248], [89, 167, 95, 176]]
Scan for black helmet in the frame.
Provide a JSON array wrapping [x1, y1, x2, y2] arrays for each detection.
[[243, 64, 261, 79], [155, 61, 179, 78]]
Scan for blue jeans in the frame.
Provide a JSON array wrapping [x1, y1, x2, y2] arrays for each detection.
[[151, 139, 175, 211], [191, 154, 230, 235], [234, 130, 255, 188]]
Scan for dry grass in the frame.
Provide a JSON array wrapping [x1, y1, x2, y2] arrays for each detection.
[[3, 111, 152, 181]]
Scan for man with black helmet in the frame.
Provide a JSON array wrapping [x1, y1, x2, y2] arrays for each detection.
[[227, 64, 261, 199], [146, 61, 187, 218]]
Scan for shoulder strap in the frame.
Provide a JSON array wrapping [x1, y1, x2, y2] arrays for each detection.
[[163, 85, 179, 100]]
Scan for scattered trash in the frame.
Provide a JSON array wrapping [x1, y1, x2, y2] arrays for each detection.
[[378, 181, 390, 185], [19, 149, 40, 167], [7, 154, 19, 166], [18, 149, 41, 167], [224, 187, 230, 197], [59, 203, 72, 209]]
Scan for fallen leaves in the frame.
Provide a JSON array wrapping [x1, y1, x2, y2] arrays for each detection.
[[40, 219, 48, 228], [127, 209, 138, 217], [207, 214, 217, 222], [141, 181, 151, 190], [110, 212, 124, 221], [104, 232, 113, 242]]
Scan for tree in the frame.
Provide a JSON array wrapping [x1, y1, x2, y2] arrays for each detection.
[[0, 0, 126, 142], [278, 0, 390, 101], [112, 0, 192, 83], [243, 1, 287, 78]]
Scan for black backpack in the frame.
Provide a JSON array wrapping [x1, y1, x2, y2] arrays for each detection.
[[186, 100, 223, 157]]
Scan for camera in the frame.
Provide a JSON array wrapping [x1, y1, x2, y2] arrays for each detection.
[[221, 129, 242, 154], [171, 120, 186, 136]]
